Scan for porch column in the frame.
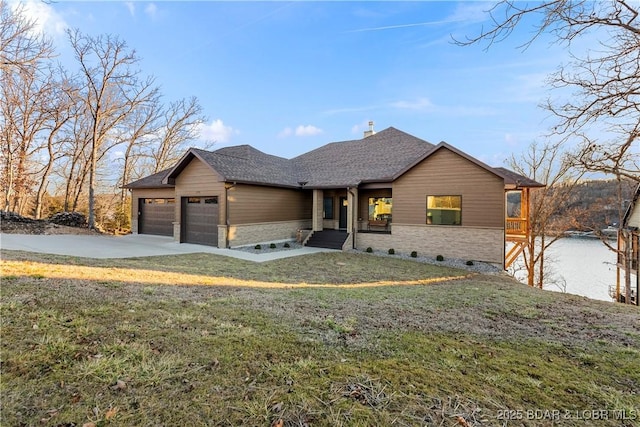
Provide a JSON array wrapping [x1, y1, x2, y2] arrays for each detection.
[[312, 189, 323, 231], [347, 187, 358, 235]]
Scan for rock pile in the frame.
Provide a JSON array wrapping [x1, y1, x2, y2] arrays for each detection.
[[1, 210, 38, 224], [49, 212, 87, 228], [1, 210, 92, 234], [1, 210, 46, 234]]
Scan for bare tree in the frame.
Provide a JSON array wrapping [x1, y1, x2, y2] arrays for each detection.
[[0, 1, 56, 214], [60, 110, 91, 212], [1, 46, 54, 214], [147, 96, 207, 173], [508, 141, 584, 288], [114, 94, 161, 230], [33, 67, 78, 219], [0, 0, 54, 71], [68, 29, 158, 229], [456, 0, 639, 182]]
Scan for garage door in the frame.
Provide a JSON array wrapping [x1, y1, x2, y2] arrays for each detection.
[[139, 198, 175, 236], [182, 196, 219, 246]]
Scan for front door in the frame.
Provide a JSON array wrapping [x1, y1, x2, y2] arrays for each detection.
[[339, 197, 347, 229]]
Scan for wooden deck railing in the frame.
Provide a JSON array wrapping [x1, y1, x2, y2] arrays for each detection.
[[506, 217, 528, 237]]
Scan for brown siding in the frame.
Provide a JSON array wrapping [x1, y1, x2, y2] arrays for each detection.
[[175, 158, 226, 225], [393, 148, 504, 227], [228, 184, 311, 224]]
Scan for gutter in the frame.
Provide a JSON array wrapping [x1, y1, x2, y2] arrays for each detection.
[[224, 181, 237, 248], [347, 186, 357, 249]]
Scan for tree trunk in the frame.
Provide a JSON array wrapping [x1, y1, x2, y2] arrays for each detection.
[[526, 237, 535, 287], [624, 229, 632, 304], [538, 234, 546, 289]]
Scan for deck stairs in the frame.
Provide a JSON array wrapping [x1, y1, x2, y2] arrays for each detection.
[[505, 239, 527, 268], [305, 230, 348, 250]]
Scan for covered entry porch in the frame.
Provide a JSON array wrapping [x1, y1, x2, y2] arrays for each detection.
[[305, 186, 393, 250]]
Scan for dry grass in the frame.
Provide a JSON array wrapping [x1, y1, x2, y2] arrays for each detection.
[[2, 249, 639, 426]]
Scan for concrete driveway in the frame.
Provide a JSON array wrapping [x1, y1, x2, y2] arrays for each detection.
[[0, 233, 334, 262]]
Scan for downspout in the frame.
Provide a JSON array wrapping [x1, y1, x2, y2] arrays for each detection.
[[347, 186, 357, 249], [225, 182, 237, 248], [503, 189, 507, 270]]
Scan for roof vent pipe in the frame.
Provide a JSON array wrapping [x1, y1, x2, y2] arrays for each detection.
[[363, 121, 375, 138]]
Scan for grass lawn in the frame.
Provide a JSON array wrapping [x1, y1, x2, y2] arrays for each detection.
[[1, 250, 639, 426]]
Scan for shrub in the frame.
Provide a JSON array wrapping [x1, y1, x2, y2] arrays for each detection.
[[388, 248, 395, 255], [466, 260, 474, 266], [366, 247, 373, 253], [270, 243, 277, 249], [436, 255, 444, 261], [410, 251, 418, 258], [254, 244, 262, 250], [283, 242, 290, 248]]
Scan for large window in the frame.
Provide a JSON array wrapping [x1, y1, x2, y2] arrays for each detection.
[[506, 190, 522, 218], [427, 195, 461, 225], [323, 196, 334, 219], [368, 197, 392, 221]]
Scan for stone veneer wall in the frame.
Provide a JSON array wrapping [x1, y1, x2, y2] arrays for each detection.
[[219, 220, 312, 248], [356, 224, 504, 264]]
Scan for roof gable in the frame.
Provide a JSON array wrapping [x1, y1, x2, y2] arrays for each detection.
[[163, 145, 300, 188], [292, 127, 435, 187], [394, 142, 543, 188]]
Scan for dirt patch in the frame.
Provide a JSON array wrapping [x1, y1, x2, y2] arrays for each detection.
[[0, 211, 101, 235]]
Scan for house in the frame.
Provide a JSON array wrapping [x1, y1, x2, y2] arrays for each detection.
[[125, 125, 544, 267], [615, 183, 639, 304]]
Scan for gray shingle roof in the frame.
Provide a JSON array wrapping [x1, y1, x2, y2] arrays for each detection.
[[123, 168, 174, 189], [492, 167, 546, 188], [292, 127, 435, 187], [190, 145, 300, 187], [129, 127, 544, 190]]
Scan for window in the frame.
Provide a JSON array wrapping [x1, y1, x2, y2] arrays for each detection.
[[427, 195, 461, 225], [188, 197, 201, 204], [204, 197, 218, 204], [506, 190, 522, 218], [368, 197, 392, 221], [323, 196, 334, 219]]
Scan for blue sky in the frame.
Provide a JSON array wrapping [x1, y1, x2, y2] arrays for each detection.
[[18, 1, 569, 166]]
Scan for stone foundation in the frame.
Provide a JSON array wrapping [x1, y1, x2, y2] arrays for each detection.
[[225, 220, 312, 247], [356, 224, 504, 264]]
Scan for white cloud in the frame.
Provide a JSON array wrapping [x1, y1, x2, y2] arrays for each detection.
[[390, 97, 434, 111], [279, 125, 323, 138], [447, 2, 492, 26], [12, 0, 68, 37], [145, 3, 158, 19], [278, 127, 293, 138], [197, 119, 237, 143], [125, 2, 135, 17], [295, 125, 322, 137], [504, 133, 518, 147]]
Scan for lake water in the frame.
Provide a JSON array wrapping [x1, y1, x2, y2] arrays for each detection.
[[513, 238, 620, 302]]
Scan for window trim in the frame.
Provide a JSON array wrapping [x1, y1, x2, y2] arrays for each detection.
[[367, 196, 393, 221], [426, 195, 462, 226]]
